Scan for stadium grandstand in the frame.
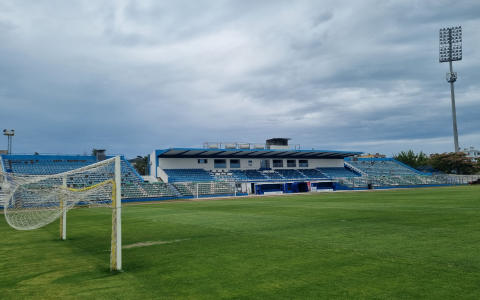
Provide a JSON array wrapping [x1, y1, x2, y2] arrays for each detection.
[[0, 138, 462, 205], [148, 138, 365, 194], [345, 158, 424, 177], [147, 138, 455, 194]]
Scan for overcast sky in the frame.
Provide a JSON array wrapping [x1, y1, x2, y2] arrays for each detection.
[[1, 0, 479, 158]]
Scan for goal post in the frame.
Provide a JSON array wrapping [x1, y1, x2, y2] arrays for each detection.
[[111, 156, 122, 271], [60, 174, 67, 240], [1, 156, 123, 271]]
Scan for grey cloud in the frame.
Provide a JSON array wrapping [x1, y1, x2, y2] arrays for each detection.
[[0, 0, 479, 157], [312, 11, 334, 27]]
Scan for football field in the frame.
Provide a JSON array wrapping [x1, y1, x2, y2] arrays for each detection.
[[1, 186, 480, 299]]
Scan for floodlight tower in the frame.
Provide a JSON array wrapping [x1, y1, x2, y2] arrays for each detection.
[[3, 129, 15, 154], [439, 26, 462, 152]]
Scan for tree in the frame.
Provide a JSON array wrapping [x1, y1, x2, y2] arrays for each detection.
[[429, 152, 480, 175], [392, 150, 429, 168], [134, 156, 149, 175], [91, 149, 98, 156], [34, 152, 39, 155]]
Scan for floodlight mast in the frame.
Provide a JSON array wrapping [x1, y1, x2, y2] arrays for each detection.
[[439, 27, 462, 152], [3, 129, 15, 155]]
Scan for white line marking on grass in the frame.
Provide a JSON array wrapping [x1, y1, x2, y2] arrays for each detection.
[[123, 239, 189, 249]]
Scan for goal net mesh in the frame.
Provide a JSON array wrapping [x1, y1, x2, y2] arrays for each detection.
[[171, 181, 237, 197], [0, 158, 116, 231]]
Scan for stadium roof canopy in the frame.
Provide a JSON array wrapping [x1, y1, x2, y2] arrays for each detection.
[[154, 148, 363, 159]]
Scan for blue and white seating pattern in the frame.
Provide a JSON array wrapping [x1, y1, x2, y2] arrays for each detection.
[[348, 160, 421, 177], [298, 169, 328, 179], [164, 168, 216, 183], [1, 156, 143, 187], [165, 168, 339, 182], [318, 167, 359, 178], [274, 169, 306, 180], [122, 182, 176, 199]]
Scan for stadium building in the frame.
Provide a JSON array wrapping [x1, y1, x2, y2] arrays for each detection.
[[149, 138, 363, 194]]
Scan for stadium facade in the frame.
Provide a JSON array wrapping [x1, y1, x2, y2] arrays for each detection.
[[149, 138, 363, 194]]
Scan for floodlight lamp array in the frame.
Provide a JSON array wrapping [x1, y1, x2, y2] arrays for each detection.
[[3, 129, 15, 136], [439, 26, 462, 62]]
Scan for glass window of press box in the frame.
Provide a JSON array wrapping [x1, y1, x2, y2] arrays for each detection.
[[272, 160, 283, 168], [214, 159, 226, 168], [260, 159, 270, 168], [299, 160, 308, 167], [287, 160, 296, 167], [198, 159, 208, 164], [230, 159, 240, 168]]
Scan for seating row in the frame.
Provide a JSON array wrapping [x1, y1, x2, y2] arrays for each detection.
[[2, 157, 143, 183], [122, 182, 176, 198], [163, 168, 215, 183], [318, 167, 359, 178], [348, 160, 419, 176], [162, 168, 358, 182]]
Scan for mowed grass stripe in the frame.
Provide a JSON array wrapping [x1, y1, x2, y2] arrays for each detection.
[[1, 185, 480, 299]]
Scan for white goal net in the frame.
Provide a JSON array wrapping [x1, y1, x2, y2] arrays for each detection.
[[194, 181, 237, 198], [0, 156, 122, 270]]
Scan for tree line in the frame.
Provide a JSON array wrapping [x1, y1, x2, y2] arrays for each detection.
[[91, 149, 149, 175], [392, 150, 480, 175]]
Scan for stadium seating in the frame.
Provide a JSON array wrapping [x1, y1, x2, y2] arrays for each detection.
[[163, 168, 346, 182], [121, 182, 176, 199], [231, 170, 268, 181], [262, 171, 285, 181], [122, 183, 148, 199], [212, 171, 236, 182], [273, 169, 304, 180], [8, 160, 92, 175], [318, 167, 359, 178], [298, 169, 328, 179], [336, 174, 449, 189], [1, 155, 143, 186], [163, 168, 216, 182], [229, 170, 249, 181], [348, 160, 421, 177]]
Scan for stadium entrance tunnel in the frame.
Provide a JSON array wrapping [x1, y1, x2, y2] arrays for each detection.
[[291, 182, 309, 193]]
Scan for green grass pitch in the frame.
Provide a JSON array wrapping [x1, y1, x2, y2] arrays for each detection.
[[1, 185, 480, 299]]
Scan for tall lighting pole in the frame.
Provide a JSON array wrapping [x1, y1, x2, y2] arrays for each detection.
[[439, 26, 462, 152], [3, 129, 15, 154]]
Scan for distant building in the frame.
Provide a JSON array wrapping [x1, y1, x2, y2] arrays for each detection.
[[463, 146, 479, 162], [358, 153, 386, 158]]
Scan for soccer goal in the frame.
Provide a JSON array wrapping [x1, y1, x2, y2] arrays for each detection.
[[0, 156, 122, 271], [194, 181, 237, 198]]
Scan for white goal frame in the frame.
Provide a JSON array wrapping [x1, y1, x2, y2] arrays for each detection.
[[195, 181, 237, 199], [3, 156, 122, 271]]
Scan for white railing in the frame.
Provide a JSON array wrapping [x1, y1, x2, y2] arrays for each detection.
[[344, 162, 366, 176]]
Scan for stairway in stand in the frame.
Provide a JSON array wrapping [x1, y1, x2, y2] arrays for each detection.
[[167, 183, 183, 197]]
